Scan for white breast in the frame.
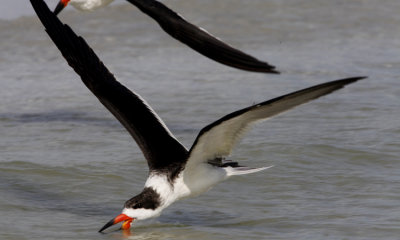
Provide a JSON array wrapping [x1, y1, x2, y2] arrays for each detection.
[[70, 0, 114, 11], [145, 164, 226, 200], [144, 174, 189, 207]]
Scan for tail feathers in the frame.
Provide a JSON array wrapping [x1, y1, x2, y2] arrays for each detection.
[[225, 165, 273, 176]]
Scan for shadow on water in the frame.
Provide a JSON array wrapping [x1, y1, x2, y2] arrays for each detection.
[[0, 171, 118, 217], [0, 109, 197, 134], [0, 110, 116, 126]]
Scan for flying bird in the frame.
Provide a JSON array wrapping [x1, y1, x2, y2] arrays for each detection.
[[30, 0, 365, 233], [53, 0, 279, 74]]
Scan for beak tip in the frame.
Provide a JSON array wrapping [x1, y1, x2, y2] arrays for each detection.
[[98, 219, 115, 233]]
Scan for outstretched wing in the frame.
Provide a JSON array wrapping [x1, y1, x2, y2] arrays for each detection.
[[30, 0, 188, 171], [187, 77, 365, 167], [126, 0, 279, 74]]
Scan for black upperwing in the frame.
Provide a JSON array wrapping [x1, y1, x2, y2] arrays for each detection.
[[126, 0, 279, 74], [30, 0, 189, 172]]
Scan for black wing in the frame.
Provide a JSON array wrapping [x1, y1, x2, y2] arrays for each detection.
[[30, 0, 188, 172], [126, 0, 279, 74]]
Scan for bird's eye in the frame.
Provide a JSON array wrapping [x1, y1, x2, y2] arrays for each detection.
[[135, 203, 142, 208]]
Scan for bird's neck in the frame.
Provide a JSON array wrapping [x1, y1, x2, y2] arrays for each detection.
[[144, 173, 190, 207]]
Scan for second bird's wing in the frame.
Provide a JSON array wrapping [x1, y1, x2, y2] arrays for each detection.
[[127, 0, 279, 73]]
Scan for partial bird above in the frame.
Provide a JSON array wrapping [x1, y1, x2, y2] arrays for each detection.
[[53, 0, 279, 74], [31, 0, 365, 233]]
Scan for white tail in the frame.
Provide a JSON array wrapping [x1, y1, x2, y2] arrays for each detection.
[[225, 165, 274, 176]]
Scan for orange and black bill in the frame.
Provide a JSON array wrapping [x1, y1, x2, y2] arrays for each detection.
[[54, 0, 70, 15], [99, 214, 134, 233]]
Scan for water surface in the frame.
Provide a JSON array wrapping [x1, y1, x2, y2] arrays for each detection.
[[1, 0, 399, 239]]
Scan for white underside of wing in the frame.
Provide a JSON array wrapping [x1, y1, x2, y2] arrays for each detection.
[[187, 80, 355, 168], [186, 107, 273, 169]]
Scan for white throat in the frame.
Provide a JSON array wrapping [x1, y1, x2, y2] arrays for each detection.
[[144, 174, 190, 207]]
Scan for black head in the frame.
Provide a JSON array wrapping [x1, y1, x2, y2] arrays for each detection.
[[124, 187, 161, 210], [99, 187, 162, 233]]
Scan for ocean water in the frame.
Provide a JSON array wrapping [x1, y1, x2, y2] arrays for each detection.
[[1, 0, 399, 239]]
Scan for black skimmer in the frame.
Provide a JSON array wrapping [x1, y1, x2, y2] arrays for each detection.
[[31, 0, 365, 233], [53, 0, 279, 74]]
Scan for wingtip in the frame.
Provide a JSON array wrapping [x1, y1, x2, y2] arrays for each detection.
[[349, 76, 368, 81], [268, 68, 280, 74], [340, 76, 368, 86], [252, 62, 280, 74]]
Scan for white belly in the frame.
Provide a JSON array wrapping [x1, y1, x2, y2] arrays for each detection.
[[144, 164, 228, 206], [182, 163, 228, 197]]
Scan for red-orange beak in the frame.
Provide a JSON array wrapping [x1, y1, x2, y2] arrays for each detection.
[[98, 214, 134, 233], [54, 0, 70, 15]]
